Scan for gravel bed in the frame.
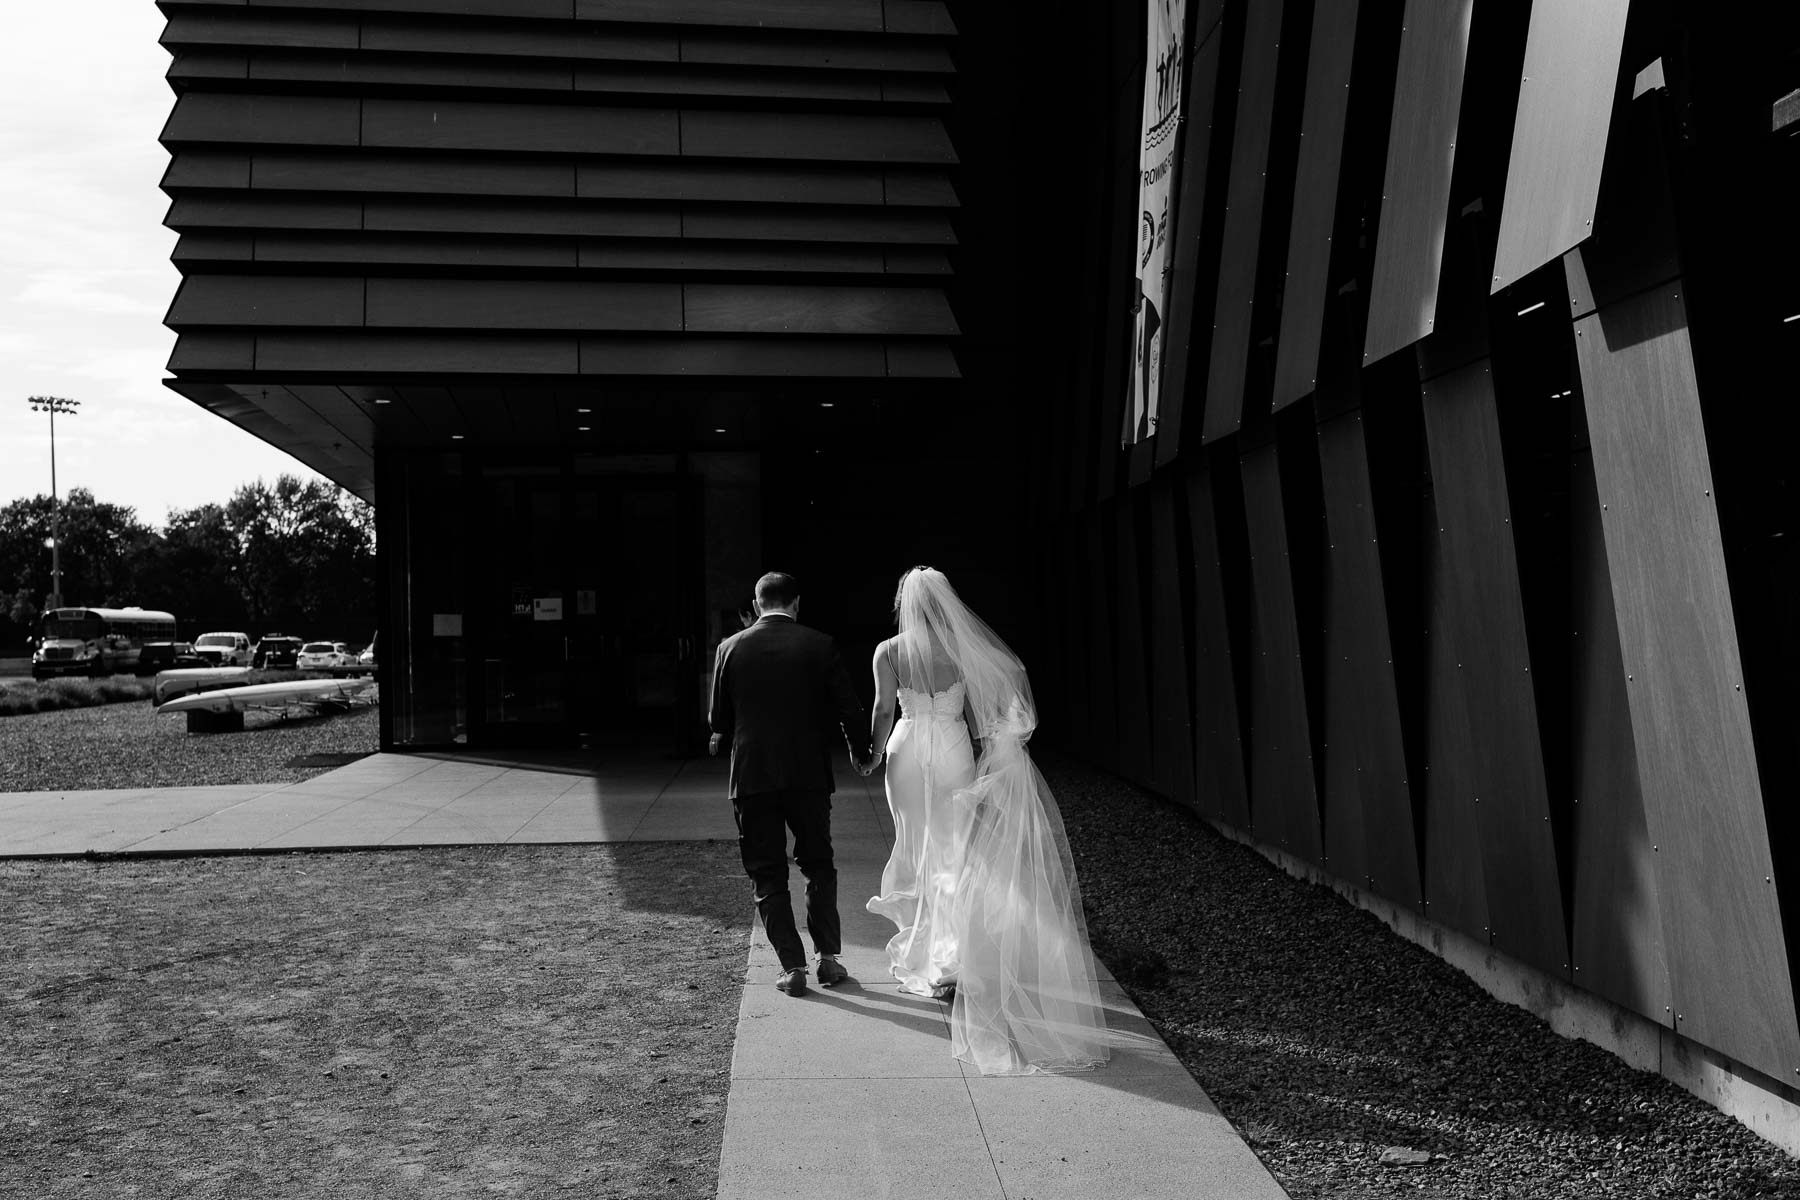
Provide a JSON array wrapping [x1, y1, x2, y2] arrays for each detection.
[[1045, 754, 1800, 1199], [0, 695, 379, 792]]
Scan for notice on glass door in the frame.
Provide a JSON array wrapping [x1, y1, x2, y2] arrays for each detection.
[[533, 597, 564, 622]]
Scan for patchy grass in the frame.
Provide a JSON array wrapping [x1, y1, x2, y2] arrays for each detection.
[[0, 676, 156, 717], [0, 669, 326, 719], [0, 695, 379, 792], [0, 844, 748, 1199]]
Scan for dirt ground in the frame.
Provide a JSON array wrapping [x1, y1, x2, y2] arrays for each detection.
[[0, 843, 751, 1199]]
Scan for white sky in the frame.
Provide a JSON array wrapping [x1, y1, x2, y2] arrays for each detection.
[[0, 2, 329, 528]]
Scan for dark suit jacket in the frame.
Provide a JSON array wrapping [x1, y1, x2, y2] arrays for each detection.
[[709, 614, 869, 799]]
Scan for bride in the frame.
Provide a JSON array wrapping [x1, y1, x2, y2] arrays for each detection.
[[864, 566, 1110, 1075]]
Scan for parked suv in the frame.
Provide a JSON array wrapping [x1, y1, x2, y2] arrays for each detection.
[[191, 631, 254, 666], [136, 641, 205, 675], [297, 641, 353, 670], [254, 635, 304, 669]]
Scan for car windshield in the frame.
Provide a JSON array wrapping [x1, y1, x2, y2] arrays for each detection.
[[196, 634, 236, 647], [301, 643, 333, 653]]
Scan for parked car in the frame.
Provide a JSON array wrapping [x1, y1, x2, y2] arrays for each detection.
[[192, 631, 254, 666], [135, 641, 206, 675], [297, 641, 353, 670], [253, 634, 304, 669]]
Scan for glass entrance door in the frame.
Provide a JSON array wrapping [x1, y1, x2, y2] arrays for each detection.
[[476, 465, 570, 743], [465, 459, 700, 751], [567, 465, 695, 750]]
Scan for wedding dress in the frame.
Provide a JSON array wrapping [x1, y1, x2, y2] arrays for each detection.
[[867, 568, 1110, 1076], [867, 680, 977, 998]]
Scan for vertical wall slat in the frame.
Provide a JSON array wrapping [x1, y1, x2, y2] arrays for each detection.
[[1575, 280, 1800, 1083]]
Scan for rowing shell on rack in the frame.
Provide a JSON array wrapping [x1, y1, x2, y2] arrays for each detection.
[[155, 676, 375, 716]]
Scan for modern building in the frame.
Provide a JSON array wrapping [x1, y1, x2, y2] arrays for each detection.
[[158, 0, 1799, 1147]]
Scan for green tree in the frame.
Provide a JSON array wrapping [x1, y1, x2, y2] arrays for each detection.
[[225, 476, 374, 634], [134, 503, 240, 632], [0, 489, 154, 615]]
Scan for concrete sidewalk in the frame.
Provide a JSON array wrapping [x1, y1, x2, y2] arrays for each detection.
[[1, 752, 1286, 1199]]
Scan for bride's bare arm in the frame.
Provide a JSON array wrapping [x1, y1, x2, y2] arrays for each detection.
[[869, 640, 898, 767]]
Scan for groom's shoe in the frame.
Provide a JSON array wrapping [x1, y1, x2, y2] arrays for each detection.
[[776, 967, 809, 997], [816, 955, 849, 988]]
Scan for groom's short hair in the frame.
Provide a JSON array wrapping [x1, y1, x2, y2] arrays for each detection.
[[755, 572, 801, 609]]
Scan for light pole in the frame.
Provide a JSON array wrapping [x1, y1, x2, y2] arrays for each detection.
[[27, 395, 80, 611]]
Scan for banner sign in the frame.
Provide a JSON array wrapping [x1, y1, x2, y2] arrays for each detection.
[[1124, 0, 1189, 446]]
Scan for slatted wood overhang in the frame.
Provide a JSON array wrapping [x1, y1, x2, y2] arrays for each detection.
[[156, 0, 961, 498]]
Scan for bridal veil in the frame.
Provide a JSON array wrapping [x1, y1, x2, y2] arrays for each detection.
[[893, 568, 1110, 1075]]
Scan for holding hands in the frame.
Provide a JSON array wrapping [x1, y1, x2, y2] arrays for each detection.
[[853, 749, 883, 777]]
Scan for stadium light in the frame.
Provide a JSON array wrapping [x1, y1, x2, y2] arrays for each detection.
[[26, 395, 80, 610]]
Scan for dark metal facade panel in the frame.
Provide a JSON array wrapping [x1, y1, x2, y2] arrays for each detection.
[[1269, 0, 1361, 411], [365, 279, 683, 331], [1316, 410, 1421, 908], [1185, 464, 1248, 825], [1082, 513, 1120, 767], [1568, 447, 1668, 1025], [1238, 442, 1322, 864], [357, 18, 677, 60], [683, 285, 957, 336], [1574, 282, 1800, 1084], [680, 111, 957, 164], [168, 274, 365, 326], [1147, 484, 1195, 805], [1112, 500, 1155, 789], [1419, 359, 1568, 977], [254, 234, 580, 270], [575, 0, 884, 30], [1489, 0, 1631, 293], [252, 152, 578, 199], [252, 333, 581, 375], [680, 209, 955, 244], [1199, 0, 1285, 443], [362, 99, 679, 156], [162, 93, 361, 145], [1420, 507, 1489, 943], [1361, 0, 1473, 366], [577, 337, 890, 377], [361, 199, 679, 239]]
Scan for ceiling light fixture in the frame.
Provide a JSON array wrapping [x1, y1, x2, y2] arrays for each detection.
[[578, 426, 591, 432], [1785, 313, 1800, 324], [713, 427, 727, 433], [1516, 300, 1546, 316], [577, 407, 592, 413], [820, 401, 835, 408], [451, 434, 465, 440], [374, 398, 391, 405]]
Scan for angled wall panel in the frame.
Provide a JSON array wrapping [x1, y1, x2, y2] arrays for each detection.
[[1268, 0, 1361, 410], [1568, 447, 1668, 1026], [1362, 0, 1474, 365], [1147, 483, 1195, 806], [1200, 0, 1286, 443], [1238, 442, 1322, 864], [1420, 502, 1489, 943], [1186, 464, 1249, 826], [1113, 500, 1155, 789], [1489, 0, 1631, 292], [1575, 281, 1800, 1085], [1420, 359, 1568, 977], [1316, 411, 1421, 908]]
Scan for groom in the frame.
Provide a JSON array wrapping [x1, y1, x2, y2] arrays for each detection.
[[709, 571, 875, 997]]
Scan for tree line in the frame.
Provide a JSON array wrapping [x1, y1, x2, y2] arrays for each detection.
[[0, 475, 375, 653]]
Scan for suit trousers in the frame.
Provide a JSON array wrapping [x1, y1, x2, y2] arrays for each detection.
[[732, 788, 839, 971]]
